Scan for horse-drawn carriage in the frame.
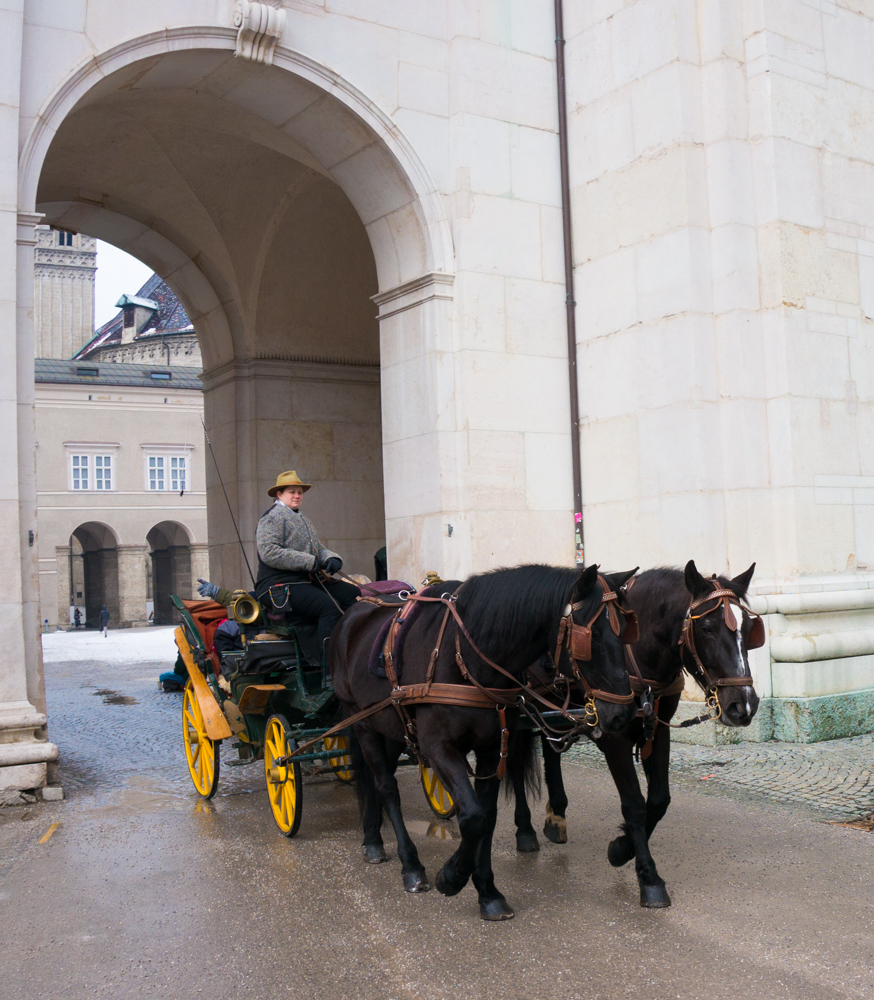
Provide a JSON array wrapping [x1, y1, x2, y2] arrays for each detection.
[[174, 558, 764, 920], [173, 589, 456, 835]]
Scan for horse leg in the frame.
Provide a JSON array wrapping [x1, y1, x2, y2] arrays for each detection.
[[605, 704, 677, 874], [431, 749, 488, 899], [471, 769, 514, 921], [541, 734, 569, 844], [350, 726, 387, 864], [355, 726, 430, 892], [601, 733, 671, 908], [508, 729, 539, 853]]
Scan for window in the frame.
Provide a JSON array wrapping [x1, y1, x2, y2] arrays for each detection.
[[149, 456, 165, 491], [170, 456, 186, 492], [57, 230, 73, 246], [71, 455, 88, 490], [150, 371, 171, 381], [142, 446, 192, 492], [69, 452, 113, 491], [95, 455, 112, 491], [77, 367, 99, 377]]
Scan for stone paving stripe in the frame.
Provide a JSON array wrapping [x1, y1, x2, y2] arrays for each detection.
[[38, 822, 60, 844]]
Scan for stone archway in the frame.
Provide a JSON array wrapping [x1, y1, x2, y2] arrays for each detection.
[[68, 522, 119, 628], [21, 37, 455, 592], [147, 521, 194, 625]]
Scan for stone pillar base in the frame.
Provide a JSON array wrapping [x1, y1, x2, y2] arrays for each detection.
[[0, 702, 59, 800]]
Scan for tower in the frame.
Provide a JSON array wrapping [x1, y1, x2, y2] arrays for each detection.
[[33, 226, 97, 359]]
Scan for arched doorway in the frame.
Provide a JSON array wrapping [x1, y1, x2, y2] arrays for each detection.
[[69, 522, 119, 628], [147, 521, 193, 625], [24, 39, 454, 590]]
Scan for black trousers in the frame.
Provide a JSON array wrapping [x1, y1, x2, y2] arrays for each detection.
[[277, 579, 360, 646]]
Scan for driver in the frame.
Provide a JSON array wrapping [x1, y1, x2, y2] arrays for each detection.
[[255, 470, 360, 647]]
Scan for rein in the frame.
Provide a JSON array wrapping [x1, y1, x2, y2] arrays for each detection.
[[275, 575, 638, 775]]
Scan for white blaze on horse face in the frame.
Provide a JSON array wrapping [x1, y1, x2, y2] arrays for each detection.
[[726, 601, 747, 678]]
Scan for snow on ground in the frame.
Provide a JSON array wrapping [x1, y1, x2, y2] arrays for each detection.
[[41, 626, 179, 664]]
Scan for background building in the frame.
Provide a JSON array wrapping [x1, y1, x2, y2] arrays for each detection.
[[33, 226, 96, 359], [35, 359, 207, 628]]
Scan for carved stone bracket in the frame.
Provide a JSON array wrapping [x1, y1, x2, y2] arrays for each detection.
[[234, 1, 286, 65]]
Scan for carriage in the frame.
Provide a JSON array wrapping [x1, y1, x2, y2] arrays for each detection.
[[173, 590, 456, 835]]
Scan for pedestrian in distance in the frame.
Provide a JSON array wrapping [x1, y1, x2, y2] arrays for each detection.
[[99, 605, 110, 637], [73, 607, 81, 630]]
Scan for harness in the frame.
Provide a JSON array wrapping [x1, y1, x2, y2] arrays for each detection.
[[624, 577, 765, 761], [275, 575, 638, 779]]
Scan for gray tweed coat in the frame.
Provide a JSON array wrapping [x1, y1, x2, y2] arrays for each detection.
[[255, 500, 339, 574]]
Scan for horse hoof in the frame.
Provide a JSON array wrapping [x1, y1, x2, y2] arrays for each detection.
[[516, 833, 540, 853], [362, 844, 388, 864], [639, 883, 671, 908], [543, 819, 567, 845], [480, 897, 515, 921], [403, 870, 431, 893], [607, 838, 633, 868], [435, 866, 465, 897]]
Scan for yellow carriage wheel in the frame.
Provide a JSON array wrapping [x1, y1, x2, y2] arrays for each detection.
[[264, 714, 303, 838], [182, 681, 220, 799], [324, 734, 354, 783], [422, 766, 456, 819]]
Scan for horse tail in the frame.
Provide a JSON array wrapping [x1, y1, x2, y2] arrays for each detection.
[[348, 725, 380, 829], [502, 727, 541, 801]]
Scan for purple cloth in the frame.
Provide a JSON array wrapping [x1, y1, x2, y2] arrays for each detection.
[[358, 580, 412, 596]]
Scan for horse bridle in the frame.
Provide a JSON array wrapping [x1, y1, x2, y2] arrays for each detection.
[[678, 581, 764, 716], [551, 574, 638, 716]]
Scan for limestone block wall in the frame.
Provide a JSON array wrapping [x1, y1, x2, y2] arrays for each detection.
[[202, 359, 386, 589]]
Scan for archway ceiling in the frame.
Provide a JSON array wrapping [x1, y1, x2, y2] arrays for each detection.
[[34, 51, 428, 369]]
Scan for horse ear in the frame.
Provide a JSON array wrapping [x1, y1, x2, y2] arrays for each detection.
[[684, 559, 710, 598], [603, 568, 639, 593], [571, 563, 600, 602], [728, 562, 756, 598]]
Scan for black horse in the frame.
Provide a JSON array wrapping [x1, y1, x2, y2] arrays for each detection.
[[508, 560, 762, 907], [330, 563, 638, 920]]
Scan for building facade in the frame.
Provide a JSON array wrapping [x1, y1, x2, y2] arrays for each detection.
[[35, 360, 208, 630], [4, 0, 874, 794]]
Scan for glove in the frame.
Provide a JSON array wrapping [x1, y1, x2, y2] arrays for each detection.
[[197, 578, 220, 600], [322, 557, 342, 576]]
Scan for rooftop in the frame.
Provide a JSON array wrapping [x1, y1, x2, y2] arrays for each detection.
[[74, 272, 194, 360], [35, 359, 203, 390]]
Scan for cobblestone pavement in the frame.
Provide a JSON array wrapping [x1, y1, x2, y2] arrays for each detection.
[[0, 627, 871, 1000], [566, 725, 874, 822]]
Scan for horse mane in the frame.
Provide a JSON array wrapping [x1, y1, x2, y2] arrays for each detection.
[[455, 564, 584, 663]]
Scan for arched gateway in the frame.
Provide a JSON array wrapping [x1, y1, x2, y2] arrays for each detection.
[[8, 4, 872, 799]]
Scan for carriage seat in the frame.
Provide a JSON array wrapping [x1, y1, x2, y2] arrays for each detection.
[[239, 638, 301, 675]]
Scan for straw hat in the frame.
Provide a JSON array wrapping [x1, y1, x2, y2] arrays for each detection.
[[268, 470, 312, 497]]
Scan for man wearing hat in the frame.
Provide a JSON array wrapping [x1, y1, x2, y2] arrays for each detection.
[[255, 471, 360, 648]]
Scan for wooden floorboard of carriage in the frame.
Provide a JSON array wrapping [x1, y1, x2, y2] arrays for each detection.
[[0, 630, 870, 1000]]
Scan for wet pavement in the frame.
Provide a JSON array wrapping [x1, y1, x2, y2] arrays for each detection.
[[0, 627, 872, 1000]]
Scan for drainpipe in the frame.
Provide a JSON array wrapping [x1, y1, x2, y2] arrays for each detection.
[[554, 0, 584, 566]]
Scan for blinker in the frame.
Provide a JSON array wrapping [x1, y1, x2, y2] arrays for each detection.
[[621, 610, 639, 645], [569, 623, 592, 661], [747, 614, 766, 649]]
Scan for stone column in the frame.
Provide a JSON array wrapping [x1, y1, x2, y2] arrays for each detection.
[[190, 544, 210, 596], [0, 11, 56, 796], [55, 545, 71, 626], [117, 545, 148, 627]]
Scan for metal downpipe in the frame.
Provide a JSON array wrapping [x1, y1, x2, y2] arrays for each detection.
[[554, 0, 584, 566]]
